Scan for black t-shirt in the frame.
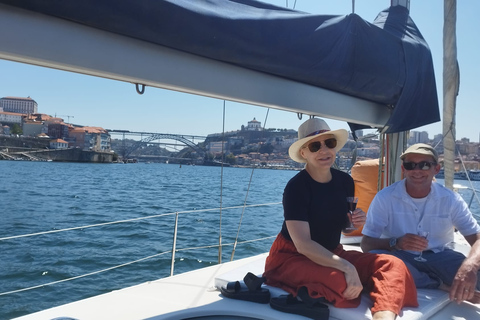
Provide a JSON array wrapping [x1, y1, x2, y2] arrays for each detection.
[[280, 168, 354, 251]]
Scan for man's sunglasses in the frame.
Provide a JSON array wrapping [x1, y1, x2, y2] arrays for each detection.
[[306, 138, 337, 153], [403, 161, 437, 171]]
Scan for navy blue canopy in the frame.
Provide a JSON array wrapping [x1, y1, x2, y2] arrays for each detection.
[[0, 0, 439, 133]]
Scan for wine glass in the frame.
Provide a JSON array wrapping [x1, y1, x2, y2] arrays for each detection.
[[414, 231, 429, 262], [344, 197, 358, 233]]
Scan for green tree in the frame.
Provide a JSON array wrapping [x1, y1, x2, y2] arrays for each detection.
[[204, 152, 214, 161], [11, 124, 22, 135], [225, 153, 236, 165], [259, 143, 274, 154]]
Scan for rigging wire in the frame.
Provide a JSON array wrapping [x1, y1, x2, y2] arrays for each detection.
[[230, 169, 255, 262], [455, 150, 480, 205], [432, 113, 479, 207], [377, 132, 386, 191], [285, 0, 297, 9], [218, 100, 226, 264], [230, 108, 271, 261], [426, 123, 479, 210]]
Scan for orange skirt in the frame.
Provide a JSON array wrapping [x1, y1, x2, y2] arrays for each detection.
[[263, 233, 418, 314]]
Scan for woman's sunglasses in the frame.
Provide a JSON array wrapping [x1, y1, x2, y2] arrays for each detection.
[[403, 161, 437, 171], [306, 138, 337, 153]]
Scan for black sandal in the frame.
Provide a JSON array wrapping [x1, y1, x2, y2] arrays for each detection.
[[219, 272, 270, 304], [270, 286, 329, 320]]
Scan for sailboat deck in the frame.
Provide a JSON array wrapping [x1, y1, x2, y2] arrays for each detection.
[[13, 240, 480, 320]]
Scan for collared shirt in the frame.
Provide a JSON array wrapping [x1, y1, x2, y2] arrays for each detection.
[[362, 179, 480, 253]]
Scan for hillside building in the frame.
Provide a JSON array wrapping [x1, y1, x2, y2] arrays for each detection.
[[0, 111, 23, 125], [0, 96, 38, 114]]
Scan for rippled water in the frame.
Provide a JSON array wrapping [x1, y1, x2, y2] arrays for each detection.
[[1, 161, 479, 319], [0, 161, 297, 319]]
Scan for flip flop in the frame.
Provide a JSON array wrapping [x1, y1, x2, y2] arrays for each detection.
[[270, 287, 329, 320], [219, 272, 270, 304]]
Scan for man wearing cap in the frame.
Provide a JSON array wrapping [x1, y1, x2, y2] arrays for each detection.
[[361, 143, 480, 304]]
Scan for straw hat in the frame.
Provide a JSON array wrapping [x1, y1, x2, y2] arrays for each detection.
[[288, 118, 349, 163]]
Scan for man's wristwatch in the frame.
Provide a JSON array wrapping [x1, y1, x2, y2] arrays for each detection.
[[389, 237, 397, 250]]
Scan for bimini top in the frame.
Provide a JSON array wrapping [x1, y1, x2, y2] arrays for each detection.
[[0, 0, 439, 133]]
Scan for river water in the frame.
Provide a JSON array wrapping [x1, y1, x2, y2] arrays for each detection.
[[1, 161, 479, 319], [1, 161, 297, 319]]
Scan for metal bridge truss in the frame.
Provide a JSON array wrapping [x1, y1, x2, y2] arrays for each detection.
[[121, 133, 205, 159]]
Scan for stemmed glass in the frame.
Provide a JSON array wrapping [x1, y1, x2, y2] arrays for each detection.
[[414, 231, 429, 262], [344, 197, 358, 233]]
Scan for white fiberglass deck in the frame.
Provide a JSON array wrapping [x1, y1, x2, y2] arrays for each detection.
[[13, 240, 480, 320]]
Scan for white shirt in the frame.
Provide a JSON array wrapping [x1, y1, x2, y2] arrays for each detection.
[[362, 179, 480, 253]]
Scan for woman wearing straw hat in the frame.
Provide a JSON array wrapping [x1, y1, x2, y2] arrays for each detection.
[[264, 118, 418, 320]]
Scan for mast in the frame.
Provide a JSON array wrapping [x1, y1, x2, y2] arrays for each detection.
[[443, 0, 458, 190]]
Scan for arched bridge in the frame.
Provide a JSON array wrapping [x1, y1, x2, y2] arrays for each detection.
[[108, 130, 207, 159]]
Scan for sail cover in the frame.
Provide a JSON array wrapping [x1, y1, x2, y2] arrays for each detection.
[[0, 0, 439, 133]]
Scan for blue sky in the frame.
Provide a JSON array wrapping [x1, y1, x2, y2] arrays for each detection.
[[0, 1, 478, 141]]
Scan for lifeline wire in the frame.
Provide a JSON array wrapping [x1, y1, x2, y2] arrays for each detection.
[[0, 203, 281, 242], [0, 235, 277, 297], [1, 202, 281, 296]]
